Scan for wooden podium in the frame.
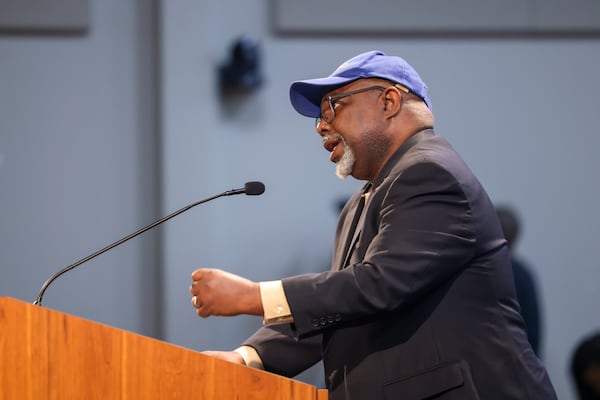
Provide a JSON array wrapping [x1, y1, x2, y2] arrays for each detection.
[[0, 297, 328, 399]]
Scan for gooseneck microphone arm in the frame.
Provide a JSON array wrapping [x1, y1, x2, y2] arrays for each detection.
[[33, 181, 265, 306]]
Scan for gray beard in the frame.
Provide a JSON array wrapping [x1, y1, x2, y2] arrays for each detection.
[[336, 137, 355, 179]]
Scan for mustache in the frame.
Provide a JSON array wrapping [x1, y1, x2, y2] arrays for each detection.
[[322, 132, 343, 144]]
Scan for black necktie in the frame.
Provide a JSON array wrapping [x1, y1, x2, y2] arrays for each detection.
[[338, 183, 371, 270]]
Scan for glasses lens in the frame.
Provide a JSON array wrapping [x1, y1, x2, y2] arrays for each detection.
[[315, 100, 333, 128], [321, 99, 335, 123]]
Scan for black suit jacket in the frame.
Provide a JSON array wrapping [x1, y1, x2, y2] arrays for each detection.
[[244, 129, 556, 400]]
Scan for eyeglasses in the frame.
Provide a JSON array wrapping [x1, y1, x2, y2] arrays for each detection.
[[315, 83, 410, 128]]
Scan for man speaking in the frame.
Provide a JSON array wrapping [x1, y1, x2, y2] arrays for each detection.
[[189, 51, 557, 400]]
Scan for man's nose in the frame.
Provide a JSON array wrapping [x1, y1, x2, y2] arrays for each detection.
[[315, 118, 330, 136]]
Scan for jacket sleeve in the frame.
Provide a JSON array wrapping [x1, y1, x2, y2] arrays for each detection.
[[242, 323, 322, 378]]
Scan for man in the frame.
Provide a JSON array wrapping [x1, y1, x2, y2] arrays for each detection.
[[496, 205, 543, 356], [189, 51, 557, 399], [571, 331, 600, 400]]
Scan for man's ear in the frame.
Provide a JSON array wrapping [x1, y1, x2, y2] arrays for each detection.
[[383, 87, 402, 118]]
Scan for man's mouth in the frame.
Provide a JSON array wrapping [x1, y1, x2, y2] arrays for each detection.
[[323, 135, 342, 162]]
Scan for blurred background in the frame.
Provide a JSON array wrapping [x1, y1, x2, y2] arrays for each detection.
[[1, 1, 599, 398]]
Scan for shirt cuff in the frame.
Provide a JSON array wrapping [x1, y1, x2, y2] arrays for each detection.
[[234, 346, 264, 370], [259, 280, 294, 324]]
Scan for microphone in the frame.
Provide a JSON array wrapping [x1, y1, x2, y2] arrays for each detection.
[[32, 181, 265, 306], [227, 181, 265, 196]]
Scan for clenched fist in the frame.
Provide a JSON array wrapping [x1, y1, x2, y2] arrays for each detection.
[[189, 268, 263, 317]]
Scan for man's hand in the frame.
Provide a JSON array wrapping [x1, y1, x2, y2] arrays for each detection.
[[189, 268, 263, 317], [202, 350, 245, 365]]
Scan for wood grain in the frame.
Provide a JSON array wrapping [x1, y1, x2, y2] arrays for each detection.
[[0, 297, 326, 399]]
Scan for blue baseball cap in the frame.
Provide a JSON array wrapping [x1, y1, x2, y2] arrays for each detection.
[[289, 50, 431, 118]]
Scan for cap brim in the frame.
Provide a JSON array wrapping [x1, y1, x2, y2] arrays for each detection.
[[289, 76, 357, 118]]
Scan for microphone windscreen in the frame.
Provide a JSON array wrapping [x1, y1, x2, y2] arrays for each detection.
[[244, 181, 265, 196]]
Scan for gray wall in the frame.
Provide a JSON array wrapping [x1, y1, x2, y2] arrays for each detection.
[[0, 0, 161, 336], [1, 1, 599, 399]]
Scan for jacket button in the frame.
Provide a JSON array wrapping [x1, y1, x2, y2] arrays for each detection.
[[319, 317, 327, 326], [311, 318, 319, 327]]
